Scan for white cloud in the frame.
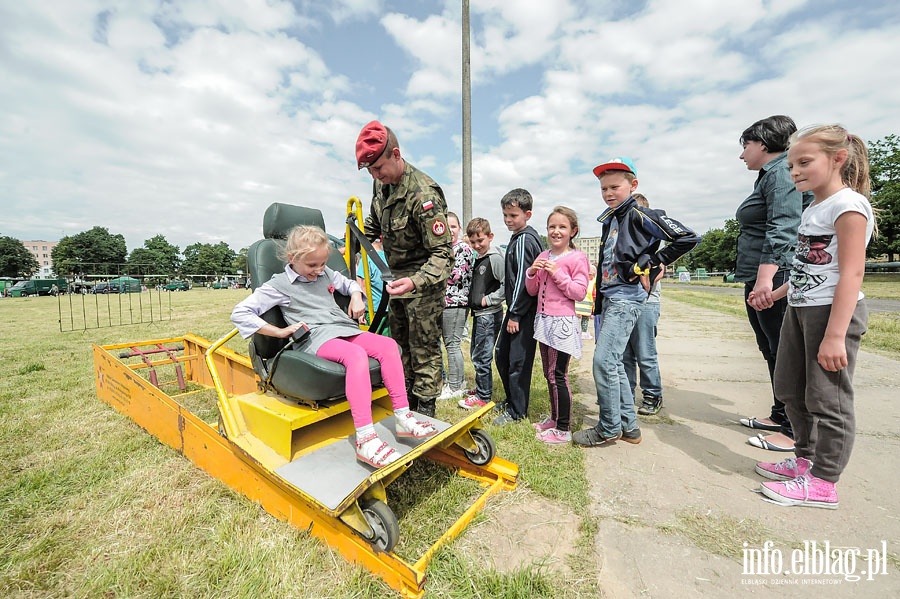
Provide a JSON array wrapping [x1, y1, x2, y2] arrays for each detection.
[[3, 0, 900, 263]]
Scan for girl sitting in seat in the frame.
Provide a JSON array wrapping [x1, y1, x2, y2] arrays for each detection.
[[231, 225, 437, 468]]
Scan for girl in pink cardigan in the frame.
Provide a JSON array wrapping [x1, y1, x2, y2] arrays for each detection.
[[525, 206, 591, 444]]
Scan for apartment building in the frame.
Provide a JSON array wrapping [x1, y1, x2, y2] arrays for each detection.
[[22, 240, 58, 277], [574, 236, 601, 265]]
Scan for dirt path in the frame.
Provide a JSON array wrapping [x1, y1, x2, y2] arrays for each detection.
[[571, 299, 900, 597]]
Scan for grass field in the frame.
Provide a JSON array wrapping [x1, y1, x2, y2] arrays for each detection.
[[3, 281, 897, 597], [665, 274, 900, 361], [0, 290, 599, 598]]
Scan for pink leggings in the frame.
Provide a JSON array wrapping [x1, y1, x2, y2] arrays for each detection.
[[316, 332, 409, 429]]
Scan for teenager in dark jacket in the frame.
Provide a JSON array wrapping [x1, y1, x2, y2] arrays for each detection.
[[493, 189, 543, 424]]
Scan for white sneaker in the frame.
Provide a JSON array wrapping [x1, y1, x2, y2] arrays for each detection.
[[356, 435, 400, 468], [438, 385, 464, 401], [396, 413, 438, 439]]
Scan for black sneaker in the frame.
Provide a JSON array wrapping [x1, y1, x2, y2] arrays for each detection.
[[572, 426, 621, 447], [492, 410, 520, 426], [637, 396, 662, 415], [621, 427, 642, 444]]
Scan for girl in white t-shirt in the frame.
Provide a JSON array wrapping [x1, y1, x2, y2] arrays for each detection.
[[748, 125, 875, 509]]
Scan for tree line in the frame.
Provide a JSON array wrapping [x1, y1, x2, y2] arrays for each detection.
[[2, 135, 898, 279], [0, 228, 248, 280]]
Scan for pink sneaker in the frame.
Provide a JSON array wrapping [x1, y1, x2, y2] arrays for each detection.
[[761, 473, 839, 509], [536, 428, 571, 444], [755, 457, 812, 481], [532, 415, 556, 432], [458, 395, 487, 410]]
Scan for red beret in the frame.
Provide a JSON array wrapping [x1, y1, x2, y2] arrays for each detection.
[[356, 120, 388, 169]]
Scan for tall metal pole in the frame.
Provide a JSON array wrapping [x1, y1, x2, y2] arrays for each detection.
[[462, 0, 472, 226]]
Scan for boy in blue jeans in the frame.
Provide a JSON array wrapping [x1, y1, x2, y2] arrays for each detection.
[[459, 217, 506, 410], [493, 189, 542, 425], [623, 193, 664, 415], [574, 158, 699, 447]]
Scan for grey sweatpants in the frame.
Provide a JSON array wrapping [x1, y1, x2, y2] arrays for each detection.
[[774, 301, 868, 482]]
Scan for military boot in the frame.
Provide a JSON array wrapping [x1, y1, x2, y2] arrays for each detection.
[[415, 397, 436, 418]]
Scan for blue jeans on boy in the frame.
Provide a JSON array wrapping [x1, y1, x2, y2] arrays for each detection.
[[471, 311, 503, 400], [593, 298, 642, 437], [623, 301, 662, 400]]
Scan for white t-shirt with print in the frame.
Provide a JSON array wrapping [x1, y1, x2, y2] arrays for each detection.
[[788, 187, 874, 307]]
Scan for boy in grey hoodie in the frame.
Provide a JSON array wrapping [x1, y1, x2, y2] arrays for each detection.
[[459, 217, 506, 410]]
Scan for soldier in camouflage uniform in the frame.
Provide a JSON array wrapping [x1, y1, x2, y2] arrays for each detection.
[[356, 121, 452, 417]]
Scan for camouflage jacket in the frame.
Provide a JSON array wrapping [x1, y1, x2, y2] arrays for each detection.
[[364, 162, 453, 292]]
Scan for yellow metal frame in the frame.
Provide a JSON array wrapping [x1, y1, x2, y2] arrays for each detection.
[[94, 333, 517, 598], [346, 195, 382, 325]]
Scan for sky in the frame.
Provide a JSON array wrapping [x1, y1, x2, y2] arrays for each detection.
[[2, 0, 900, 255]]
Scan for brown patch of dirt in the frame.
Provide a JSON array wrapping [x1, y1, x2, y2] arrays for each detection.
[[459, 488, 580, 573]]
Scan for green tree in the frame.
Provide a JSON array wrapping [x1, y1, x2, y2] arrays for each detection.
[[0, 236, 40, 278], [681, 219, 739, 272], [182, 242, 236, 276], [127, 235, 181, 275], [868, 134, 900, 261], [52, 227, 127, 276], [232, 247, 249, 276]]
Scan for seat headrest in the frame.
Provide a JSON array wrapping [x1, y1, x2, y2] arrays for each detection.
[[263, 203, 326, 239]]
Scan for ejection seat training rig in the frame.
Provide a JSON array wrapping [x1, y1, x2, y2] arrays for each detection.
[[93, 200, 518, 597]]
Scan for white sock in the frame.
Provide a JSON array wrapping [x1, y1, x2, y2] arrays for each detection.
[[356, 424, 376, 443], [394, 407, 410, 419]]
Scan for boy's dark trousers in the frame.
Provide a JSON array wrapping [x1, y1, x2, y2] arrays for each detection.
[[470, 310, 503, 400], [494, 307, 537, 420]]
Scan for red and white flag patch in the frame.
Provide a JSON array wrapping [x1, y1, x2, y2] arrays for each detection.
[[422, 200, 434, 211]]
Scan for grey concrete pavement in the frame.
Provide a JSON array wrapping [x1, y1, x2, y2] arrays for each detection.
[[573, 298, 900, 598]]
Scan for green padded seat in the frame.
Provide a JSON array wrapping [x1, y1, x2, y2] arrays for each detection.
[[247, 202, 382, 402]]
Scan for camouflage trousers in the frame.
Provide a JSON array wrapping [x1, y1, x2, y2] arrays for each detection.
[[388, 285, 444, 402]]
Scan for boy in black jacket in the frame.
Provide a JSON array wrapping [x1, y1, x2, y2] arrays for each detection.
[[494, 189, 543, 424], [574, 158, 700, 447]]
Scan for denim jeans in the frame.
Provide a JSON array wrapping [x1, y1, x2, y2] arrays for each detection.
[[470, 311, 502, 400], [623, 301, 662, 399], [442, 306, 468, 391], [592, 298, 642, 437]]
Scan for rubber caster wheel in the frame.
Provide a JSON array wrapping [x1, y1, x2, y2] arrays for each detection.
[[464, 429, 496, 466], [360, 498, 400, 552]]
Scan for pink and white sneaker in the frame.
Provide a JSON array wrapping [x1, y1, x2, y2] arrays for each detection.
[[395, 413, 438, 439], [760, 473, 839, 509], [536, 428, 571, 444], [532, 416, 556, 432], [356, 435, 400, 468], [458, 395, 487, 410], [755, 457, 812, 481]]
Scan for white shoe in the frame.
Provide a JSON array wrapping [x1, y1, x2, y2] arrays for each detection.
[[439, 385, 464, 401], [395, 413, 438, 439], [356, 435, 400, 468]]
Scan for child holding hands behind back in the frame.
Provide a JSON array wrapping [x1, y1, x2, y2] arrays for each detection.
[[526, 206, 590, 444], [750, 125, 875, 509], [231, 225, 437, 469]]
